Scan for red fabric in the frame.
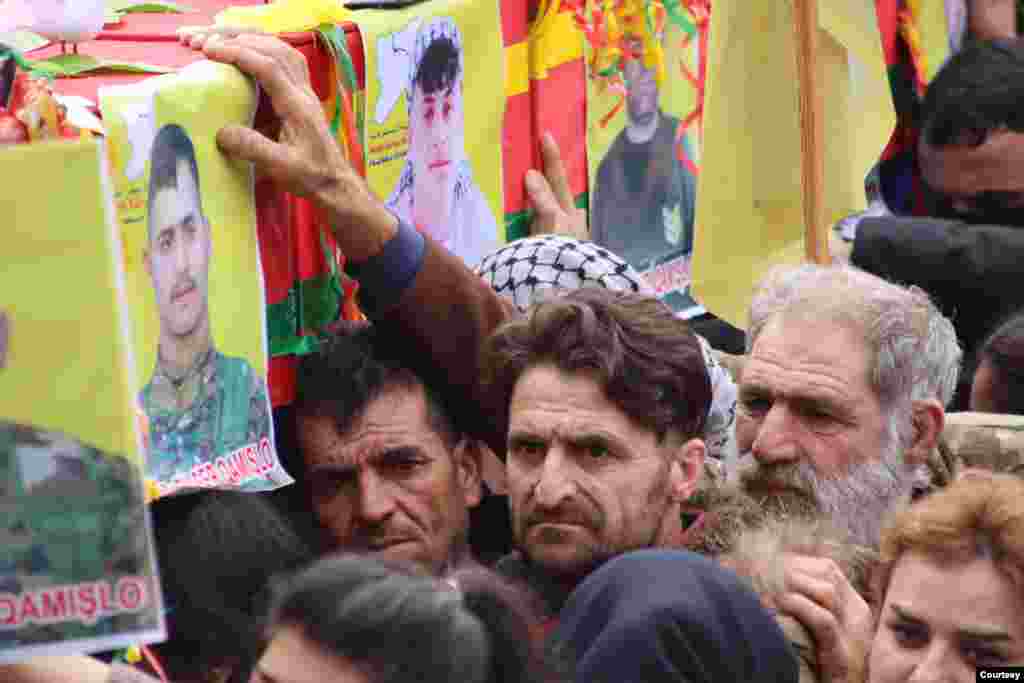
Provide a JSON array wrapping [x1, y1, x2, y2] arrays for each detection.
[[501, 0, 535, 217], [530, 52, 588, 201], [503, 91, 534, 216], [29, 23, 363, 407]]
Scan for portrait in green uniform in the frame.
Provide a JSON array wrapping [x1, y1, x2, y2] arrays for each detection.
[[140, 124, 272, 488], [0, 422, 155, 651]]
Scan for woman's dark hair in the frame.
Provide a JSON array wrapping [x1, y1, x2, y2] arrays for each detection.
[[978, 311, 1024, 414], [150, 491, 315, 683], [269, 554, 562, 683]]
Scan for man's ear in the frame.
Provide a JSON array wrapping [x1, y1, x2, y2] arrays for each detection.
[[453, 438, 487, 509], [669, 437, 705, 503], [903, 399, 945, 466]]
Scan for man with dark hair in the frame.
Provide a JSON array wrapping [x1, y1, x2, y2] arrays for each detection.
[[191, 35, 714, 616], [141, 123, 272, 488], [847, 39, 1024, 406], [917, 39, 1024, 226], [481, 288, 708, 611], [294, 322, 487, 576], [590, 32, 697, 271], [385, 17, 499, 268]]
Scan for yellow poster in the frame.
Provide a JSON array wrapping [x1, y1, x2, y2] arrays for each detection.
[[356, 0, 505, 270], [690, 0, 895, 328], [586, 8, 705, 318], [0, 138, 164, 660], [99, 61, 293, 497]]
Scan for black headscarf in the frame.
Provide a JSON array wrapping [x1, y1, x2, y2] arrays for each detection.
[[554, 549, 799, 683]]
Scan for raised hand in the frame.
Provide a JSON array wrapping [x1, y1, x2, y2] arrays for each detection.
[[527, 132, 588, 240]]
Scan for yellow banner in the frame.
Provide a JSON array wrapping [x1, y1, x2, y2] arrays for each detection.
[[691, 0, 895, 328], [0, 138, 141, 462], [585, 10, 704, 317], [358, 0, 506, 269], [100, 61, 292, 496]]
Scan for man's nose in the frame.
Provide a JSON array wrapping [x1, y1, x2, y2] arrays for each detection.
[[172, 232, 191, 273], [356, 471, 396, 523], [751, 403, 801, 466], [533, 446, 578, 508]]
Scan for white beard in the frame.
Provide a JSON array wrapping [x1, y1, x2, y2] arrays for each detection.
[[733, 443, 916, 549]]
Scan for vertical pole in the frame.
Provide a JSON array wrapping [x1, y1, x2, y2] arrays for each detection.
[[792, 0, 828, 263]]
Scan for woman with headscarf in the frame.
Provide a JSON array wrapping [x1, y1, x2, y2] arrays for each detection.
[[553, 549, 799, 683]]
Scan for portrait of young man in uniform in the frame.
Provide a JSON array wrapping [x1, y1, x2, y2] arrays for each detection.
[[140, 123, 271, 484]]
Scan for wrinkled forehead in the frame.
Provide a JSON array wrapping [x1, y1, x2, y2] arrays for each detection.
[[920, 131, 1024, 196]]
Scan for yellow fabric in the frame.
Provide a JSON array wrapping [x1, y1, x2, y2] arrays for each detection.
[[215, 0, 352, 33], [908, 0, 953, 85], [0, 138, 142, 462], [507, 9, 585, 98], [691, 0, 895, 328]]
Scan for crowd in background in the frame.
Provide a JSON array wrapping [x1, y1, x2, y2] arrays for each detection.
[[6, 2, 1024, 682]]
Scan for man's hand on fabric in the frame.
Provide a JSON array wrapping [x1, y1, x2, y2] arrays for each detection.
[[527, 132, 588, 240], [200, 35, 397, 262]]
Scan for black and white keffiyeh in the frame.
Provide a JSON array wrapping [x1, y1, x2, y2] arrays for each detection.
[[475, 235, 737, 462]]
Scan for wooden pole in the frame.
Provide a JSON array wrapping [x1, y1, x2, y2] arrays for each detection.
[[792, 0, 829, 263]]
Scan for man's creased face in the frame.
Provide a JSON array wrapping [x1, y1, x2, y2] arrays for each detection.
[[733, 316, 910, 545], [409, 79, 463, 193], [297, 383, 481, 576], [146, 159, 211, 340], [506, 364, 694, 580]]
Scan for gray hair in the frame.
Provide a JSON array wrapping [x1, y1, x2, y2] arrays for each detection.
[[747, 264, 961, 445]]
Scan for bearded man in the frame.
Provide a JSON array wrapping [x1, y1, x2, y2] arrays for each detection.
[[731, 263, 961, 549]]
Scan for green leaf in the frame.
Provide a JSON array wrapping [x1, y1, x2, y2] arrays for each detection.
[[27, 54, 173, 78], [108, 1, 196, 13], [0, 31, 49, 53]]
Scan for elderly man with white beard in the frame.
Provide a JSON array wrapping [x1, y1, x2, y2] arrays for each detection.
[[731, 263, 962, 683]]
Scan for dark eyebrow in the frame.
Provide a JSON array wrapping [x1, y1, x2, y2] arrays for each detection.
[[958, 628, 1013, 643], [891, 604, 1011, 642], [308, 461, 358, 478], [567, 432, 624, 454], [371, 445, 429, 465], [890, 604, 926, 624], [508, 430, 546, 446]]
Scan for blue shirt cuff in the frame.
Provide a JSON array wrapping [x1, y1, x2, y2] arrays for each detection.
[[344, 216, 425, 317]]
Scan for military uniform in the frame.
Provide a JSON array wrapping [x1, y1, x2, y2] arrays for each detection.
[[0, 422, 155, 649], [140, 346, 271, 487]]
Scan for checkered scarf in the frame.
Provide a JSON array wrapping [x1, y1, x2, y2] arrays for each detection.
[[476, 236, 737, 462]]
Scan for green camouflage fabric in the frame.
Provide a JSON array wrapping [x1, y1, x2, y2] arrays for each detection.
[[140, 346, 271, 487], [0, 422, 156, 649]]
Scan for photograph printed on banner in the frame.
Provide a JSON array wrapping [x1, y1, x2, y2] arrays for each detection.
[[587, 10, 705, 318], [360, 0, 505, 270], [100, 61, 293, 498], [0, 138, 163, 661]]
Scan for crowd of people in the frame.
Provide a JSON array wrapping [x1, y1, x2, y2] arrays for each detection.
[[6, 4, 1024, 682]]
